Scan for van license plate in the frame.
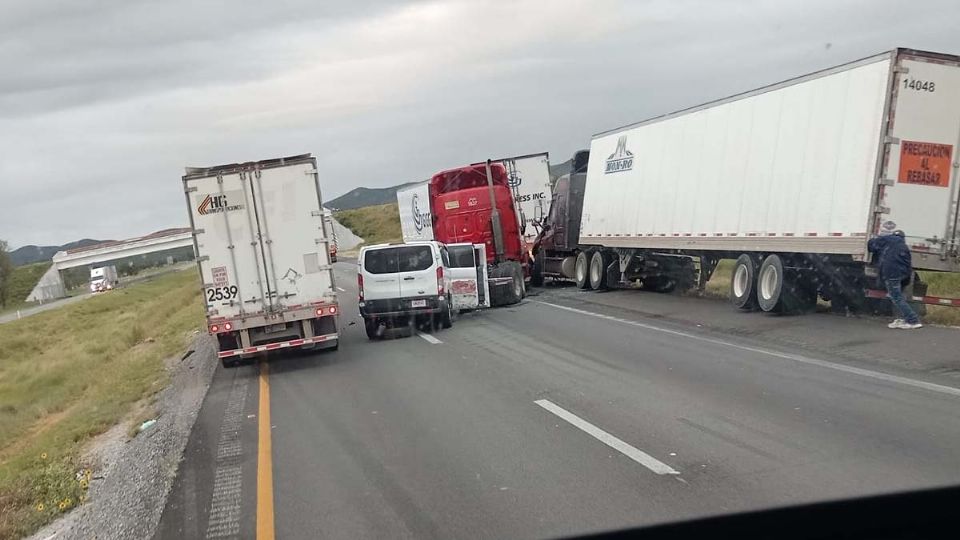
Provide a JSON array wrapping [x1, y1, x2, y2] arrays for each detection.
[[267, 323, 286, 333], [410, 299, 426, 308]]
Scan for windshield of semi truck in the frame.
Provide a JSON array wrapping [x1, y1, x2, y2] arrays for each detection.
[[5, 2, 960, 540]]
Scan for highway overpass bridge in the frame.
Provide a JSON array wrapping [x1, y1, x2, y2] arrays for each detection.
[[27, 228, 194, 301]]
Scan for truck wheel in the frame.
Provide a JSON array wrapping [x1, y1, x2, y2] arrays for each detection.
[[504, 262, 524, 305], [364, 317, 380, 340], [757, 254, 785, 312], [575, 251, 591, 289], [531, 250, 545, 287], [589, 250, 609, 290], [731, 254, 759, 310]]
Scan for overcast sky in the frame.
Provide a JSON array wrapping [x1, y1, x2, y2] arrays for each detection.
[[2, 0, 959, 248]]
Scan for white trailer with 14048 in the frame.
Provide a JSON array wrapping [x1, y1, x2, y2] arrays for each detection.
[[535, 48, 960, 314]]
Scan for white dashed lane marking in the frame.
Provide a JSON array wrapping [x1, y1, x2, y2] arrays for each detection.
[[417, 332, 442, 344], [535, 399, 679, 475]]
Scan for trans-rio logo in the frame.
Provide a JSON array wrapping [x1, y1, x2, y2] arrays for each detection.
[[605, 136, 634, 174], [197, 193, 244, 216], [411, 194, 432, 232], [507, 172, 522, 188]]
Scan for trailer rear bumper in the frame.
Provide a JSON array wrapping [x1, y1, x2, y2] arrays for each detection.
[[217, 332, 339, 358], [865, 289, 960, 307]]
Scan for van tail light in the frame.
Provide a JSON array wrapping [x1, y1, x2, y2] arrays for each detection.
[[224, 322, 233, 331], [437, 266, 444, 295], [358, 274, 364, 301]]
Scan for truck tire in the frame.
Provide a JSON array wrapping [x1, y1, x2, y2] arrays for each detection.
[[531, 250, 545, 287], [731, 254, 759, 310], [503, 262, 524, 305], [756, 254, 815, 313], [589, 250, 610, 290], [575, 251, 591, 289]]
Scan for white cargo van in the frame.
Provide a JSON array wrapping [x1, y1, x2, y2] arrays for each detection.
[[358, 241, 489, 339]]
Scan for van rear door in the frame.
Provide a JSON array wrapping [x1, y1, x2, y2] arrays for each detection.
[[447, 243, 490, 309], [361, 247, 402, 300], [397, 244, 438, 300]]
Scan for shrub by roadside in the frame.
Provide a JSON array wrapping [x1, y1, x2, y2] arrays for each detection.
[[0, 270, 204, 539]]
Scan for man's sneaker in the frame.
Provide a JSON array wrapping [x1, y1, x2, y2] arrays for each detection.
[[887, 319, 905, 329], [901, 322, 923, 330]]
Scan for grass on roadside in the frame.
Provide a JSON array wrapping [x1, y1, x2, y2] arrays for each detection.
[[0, 270, 204, 539], [334, 203, 402, 248]]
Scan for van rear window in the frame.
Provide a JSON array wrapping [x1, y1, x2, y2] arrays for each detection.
[[363, 245, 433, 274]]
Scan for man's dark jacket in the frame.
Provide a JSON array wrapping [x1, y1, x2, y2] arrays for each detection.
[[867, 234, 912, 282]]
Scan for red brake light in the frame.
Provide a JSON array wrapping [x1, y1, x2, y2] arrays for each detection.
[[329, 305, 338, 315], [437, 266, 444, 295], [224, 322, 233, 331], [316, 307, 323, 316], [209, 324, 219, 333], [358, 274, 364, 301]]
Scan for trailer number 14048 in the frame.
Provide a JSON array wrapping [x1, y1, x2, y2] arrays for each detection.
[[903, 78, 935, 92], [207, 286, 239, 302]]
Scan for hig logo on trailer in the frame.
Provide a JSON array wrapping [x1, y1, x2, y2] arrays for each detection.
[[197, 191, 245, 215], [605, 136, 633, 174]]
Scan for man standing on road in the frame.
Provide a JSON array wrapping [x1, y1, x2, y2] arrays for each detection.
[[868, 221, 922, 329]]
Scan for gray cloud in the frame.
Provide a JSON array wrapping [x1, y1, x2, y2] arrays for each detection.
[[2, 0, 959, 247]]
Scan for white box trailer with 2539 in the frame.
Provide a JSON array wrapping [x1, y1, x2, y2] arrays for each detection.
[[183, 153, 340, 366]]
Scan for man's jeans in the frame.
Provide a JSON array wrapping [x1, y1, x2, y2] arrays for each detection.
[[885, 279, 920, 324]]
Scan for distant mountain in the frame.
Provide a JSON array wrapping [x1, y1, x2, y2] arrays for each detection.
[[10, 239, 108, 266], [325, 182, 420, 211]]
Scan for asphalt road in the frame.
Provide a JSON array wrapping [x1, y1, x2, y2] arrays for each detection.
[[157, 261, 960, 539]]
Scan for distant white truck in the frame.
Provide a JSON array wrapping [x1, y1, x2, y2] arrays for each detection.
[[89, 265, 118, 293], [183, 153, 340, 366]]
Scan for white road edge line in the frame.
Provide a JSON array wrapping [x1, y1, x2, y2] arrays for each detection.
[[536, 301, 960, 398], [336, 286, 346, 292], [417, 332, 442, 344], [535, 399, 679, 475]]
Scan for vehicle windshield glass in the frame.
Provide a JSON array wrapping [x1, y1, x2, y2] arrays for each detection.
[[364, 245, 433, 274], [447, 245, 475, 268]]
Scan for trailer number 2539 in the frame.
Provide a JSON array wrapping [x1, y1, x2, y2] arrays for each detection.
[[206, 286, 239, 302]]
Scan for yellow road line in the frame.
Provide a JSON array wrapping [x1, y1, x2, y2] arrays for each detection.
[[257, 362, 275, 540]]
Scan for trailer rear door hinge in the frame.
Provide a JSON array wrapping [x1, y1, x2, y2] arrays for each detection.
[[875, 205, 891, 214], [311, 210, 323, 217], [315, 238, 330, 244], [304, 169, 318, 175], [884, 136, 900, 145], [197, 255, 209, 262], [194, 228, 205, 235], [185, 186, 198, 193], [893, 66, 910, 74], [879, 178, 896, 186], [202, 282, 214, 288]]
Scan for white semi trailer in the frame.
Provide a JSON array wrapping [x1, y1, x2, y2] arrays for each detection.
[[183, 154, 340, 366], [533, 48, 960, 313]]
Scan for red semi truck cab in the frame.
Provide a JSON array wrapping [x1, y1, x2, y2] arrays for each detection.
[[429, 163, 528, 305]]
